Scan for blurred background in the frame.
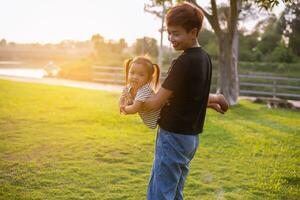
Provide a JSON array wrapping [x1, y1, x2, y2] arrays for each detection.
[[1, 1, 299, 199], [0, 0, 299, 102]]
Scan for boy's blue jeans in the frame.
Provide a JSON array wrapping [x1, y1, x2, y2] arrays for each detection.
[[147, 128, 199, 200]]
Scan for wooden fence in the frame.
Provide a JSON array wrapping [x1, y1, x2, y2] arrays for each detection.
[[239, 74, 300, 99], [92, 65, 300, 100]]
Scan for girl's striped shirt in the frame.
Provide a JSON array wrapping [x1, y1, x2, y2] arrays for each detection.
[[122, 83, 160, 129]]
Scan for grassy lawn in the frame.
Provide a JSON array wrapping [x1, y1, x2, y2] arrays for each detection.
[[0, 79, 299, 200]]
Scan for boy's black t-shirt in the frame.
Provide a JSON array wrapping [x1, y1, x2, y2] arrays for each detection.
[[158, 47, 212, 135]]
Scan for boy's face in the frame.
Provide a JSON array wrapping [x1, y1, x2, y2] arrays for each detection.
[[167, 25, 197, 51]]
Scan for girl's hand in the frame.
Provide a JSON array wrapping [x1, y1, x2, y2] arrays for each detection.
[[120, 104, 127, 115], [119, 96, 127, 114]]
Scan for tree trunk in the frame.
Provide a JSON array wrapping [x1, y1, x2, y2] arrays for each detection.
[[215, 0, 241, 105], [230, 22, 240, 105], [158, 3, 166, 67], [217, 31, 239, 105], [184, 0, 242, 105]]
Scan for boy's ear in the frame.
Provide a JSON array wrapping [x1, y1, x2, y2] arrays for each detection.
[[190, 27, 198, 37]]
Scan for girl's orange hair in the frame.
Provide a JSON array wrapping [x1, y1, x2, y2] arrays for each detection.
[[124, 56, 160, 90]]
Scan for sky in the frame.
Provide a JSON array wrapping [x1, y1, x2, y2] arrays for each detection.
[[0, 0, 285, 45]]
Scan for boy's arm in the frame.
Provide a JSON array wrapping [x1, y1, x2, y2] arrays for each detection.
[[143, 87, 173, 110], [143, 89, 229, 114], [122, 101, 143, 114]]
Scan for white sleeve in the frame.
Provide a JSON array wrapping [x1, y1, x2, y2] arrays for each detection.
[[121, 86, 128, 97], [135, 85, 153, 102]]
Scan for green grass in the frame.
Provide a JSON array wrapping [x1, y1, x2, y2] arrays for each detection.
[[0, 79, 299, 200]]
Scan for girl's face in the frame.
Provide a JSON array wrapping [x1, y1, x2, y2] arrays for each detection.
[[128, 63, 151, 90]]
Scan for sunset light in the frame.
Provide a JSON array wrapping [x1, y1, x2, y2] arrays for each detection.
[[0, 0, 284, 45], [0, 0, 299, 199], [0, 0, 163, 44]]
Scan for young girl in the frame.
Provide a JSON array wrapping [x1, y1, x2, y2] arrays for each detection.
[[119, 56, 161, 129]]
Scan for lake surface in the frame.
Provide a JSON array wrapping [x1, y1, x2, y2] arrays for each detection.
[[0, 68, 46, 78]]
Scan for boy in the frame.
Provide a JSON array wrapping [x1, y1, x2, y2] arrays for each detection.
[[141, 2, 228, 200]]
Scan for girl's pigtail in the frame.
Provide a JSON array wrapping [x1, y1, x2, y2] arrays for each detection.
[[124, 59, 133, 85], [152, 64, 160, 90]]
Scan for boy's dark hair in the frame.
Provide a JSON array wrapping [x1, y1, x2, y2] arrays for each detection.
[[166, 2, 204, 35]]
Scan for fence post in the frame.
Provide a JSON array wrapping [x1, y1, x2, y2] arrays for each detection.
[[272, 79, 277, 98]]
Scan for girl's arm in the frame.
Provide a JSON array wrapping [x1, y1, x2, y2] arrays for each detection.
[[119, 86, 134, 114], [122, 100, 143, 115]]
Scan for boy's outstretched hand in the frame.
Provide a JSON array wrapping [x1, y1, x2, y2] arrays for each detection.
[[208, 93, 229, 114], [208, 103, 225, 114]]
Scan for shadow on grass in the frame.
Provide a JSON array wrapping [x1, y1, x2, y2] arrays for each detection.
[[228, 101, 300, 135], [283, 176, 300, 186]]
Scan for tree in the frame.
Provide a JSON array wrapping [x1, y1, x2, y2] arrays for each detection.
[[256, 15, 282, 56], [204, 37, 219, 60], [0, 39, 7, 47], [91, 34, 106, 57], [239, 32, 261, 61], [198, 29, 216, 47], [281, 1, 300, 56], [107, 39, 128, 54], [145, 1, 173, 66], [251, 4, 299, 62], [134, 37, 159, 58], [271, 42, 295, 63], [184, 0, 241, 105], [118, 39, 128, 51], [186, 0, 293, 105], [147, 0, 292, 105]]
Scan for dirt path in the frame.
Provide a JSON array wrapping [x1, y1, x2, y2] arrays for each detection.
[[1, 75, 299, 109], [0, 75, 122, 92]]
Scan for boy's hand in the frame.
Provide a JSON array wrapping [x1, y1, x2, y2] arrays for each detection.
[[208, 103, 225, 114], [216, 93, 229, 112], [208, 93, 229, 114]]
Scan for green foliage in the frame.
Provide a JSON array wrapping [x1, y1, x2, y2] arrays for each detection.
[[238, 61, 300, 77], [198, 29, 219, 60], [91, 34, 128, 57], [254, 0, 293, 10], [198, 29, 216, 47], [271, 42, 296, 63], [59, 52, 131, 82], [237, 12, 299, 63], [257, 17, 282, 55], [281, 1, 300, 56], [59, 34, 132, 81], [59, 58, 94, 81], [133, 37, 158, 57], [205, 40, 219, 60], [239, 32, 262, 61], [0, 80, 299, 199]]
